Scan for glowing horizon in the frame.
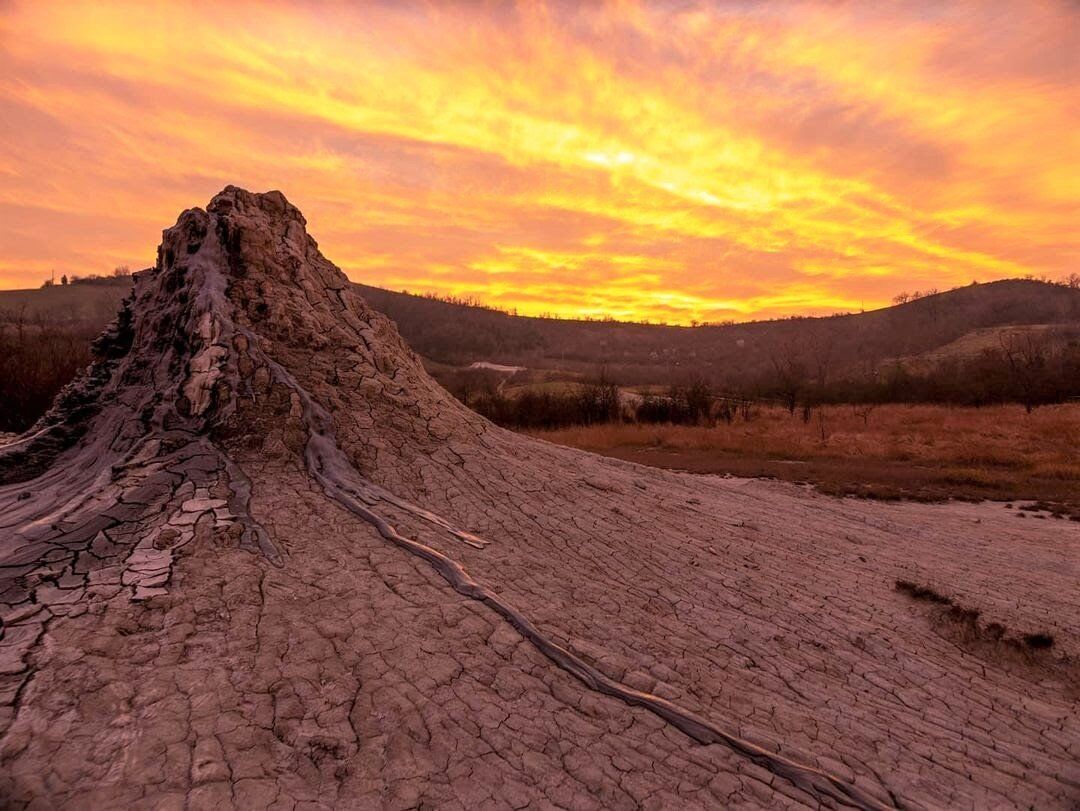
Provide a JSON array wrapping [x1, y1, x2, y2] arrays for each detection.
[[1, 1, 1076, 323]]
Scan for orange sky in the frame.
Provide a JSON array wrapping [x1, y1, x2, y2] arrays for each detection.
[[1, 1, 1076, 323]]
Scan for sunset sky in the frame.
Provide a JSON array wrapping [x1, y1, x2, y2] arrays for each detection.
[[0, 1, 1076, 323]]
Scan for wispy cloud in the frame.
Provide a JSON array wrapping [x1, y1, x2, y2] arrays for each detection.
[[0, 1, 1075, 321]]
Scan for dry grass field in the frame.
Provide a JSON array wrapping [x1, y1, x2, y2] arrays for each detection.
[[530, 403, 1080, 515]]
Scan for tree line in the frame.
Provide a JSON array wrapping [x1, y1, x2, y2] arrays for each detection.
[[41, 266, 134, 288], [443, 326, 1080, 431]]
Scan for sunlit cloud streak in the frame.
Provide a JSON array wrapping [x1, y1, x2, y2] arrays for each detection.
[[0, 1, 1075, 322]]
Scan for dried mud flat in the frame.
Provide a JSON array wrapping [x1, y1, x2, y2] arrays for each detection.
[[1, 189, 1077, 810]]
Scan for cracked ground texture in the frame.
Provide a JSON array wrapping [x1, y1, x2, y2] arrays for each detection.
[[1, 188, 1077, 810]]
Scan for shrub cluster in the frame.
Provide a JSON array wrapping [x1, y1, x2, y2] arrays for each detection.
[[469, 379, 621, 430], [803, 339, 1080, 413], [635, 380, 716, 425], [455, 335, 1080, 433], [459, 375, 729, 430]]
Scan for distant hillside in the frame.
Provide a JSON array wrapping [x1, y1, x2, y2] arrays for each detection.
[[356, 279, 1080, 388], [0, 277, 132, 322], [3, 275, 1078, 391], [898, 323, 1080, 373]]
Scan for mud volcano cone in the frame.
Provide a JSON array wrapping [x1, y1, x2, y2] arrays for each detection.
[[1, 188, 1076, 809]]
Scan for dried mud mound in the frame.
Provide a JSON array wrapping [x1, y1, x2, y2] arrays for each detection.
[[1, 188, 1078, 810]]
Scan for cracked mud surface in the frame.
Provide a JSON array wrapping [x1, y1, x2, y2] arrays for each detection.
[[1, 188, 1077, 809]]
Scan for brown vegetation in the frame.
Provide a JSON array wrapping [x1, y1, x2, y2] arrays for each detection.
[[0, 280, 132, 432], [0, 311, 100, 433], [528, 404, 1080, 512]]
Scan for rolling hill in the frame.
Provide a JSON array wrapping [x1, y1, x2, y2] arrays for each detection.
[[356, 279, 1080, 388], [3, 274, 1079, 395]]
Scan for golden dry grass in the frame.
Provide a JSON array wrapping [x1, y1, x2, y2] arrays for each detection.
[[528, 404, 1080, 512]]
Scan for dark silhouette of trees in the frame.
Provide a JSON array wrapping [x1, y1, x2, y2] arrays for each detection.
[[0, 308, 96, 432], [578, 372, 621, 425], [635, 377, 715, 425], [767, 337, 807, 415], [1000, 332, 1052, 413]]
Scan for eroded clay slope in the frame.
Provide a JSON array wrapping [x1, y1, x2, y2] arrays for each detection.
[[0, 188, 1077, 810]]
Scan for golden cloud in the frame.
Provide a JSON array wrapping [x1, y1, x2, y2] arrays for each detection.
[[0, 1, 1075, 322]]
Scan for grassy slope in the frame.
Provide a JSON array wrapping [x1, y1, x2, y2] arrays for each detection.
[[897, 323, 1078, 371], [0, 280, 131, 321]]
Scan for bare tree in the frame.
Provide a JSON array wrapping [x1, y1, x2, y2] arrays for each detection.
[[768, 336, 807, 415], [851, 403, 877, 426], [816, 408, 829, 443], [1000, 331, 1051, 413], [807, 324, 836, 391]]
